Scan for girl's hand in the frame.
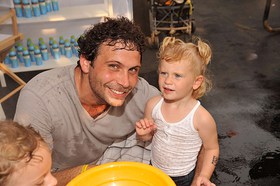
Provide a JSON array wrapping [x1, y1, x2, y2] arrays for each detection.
[[136, 118, 156, 137], [194, 175, 215, 186]]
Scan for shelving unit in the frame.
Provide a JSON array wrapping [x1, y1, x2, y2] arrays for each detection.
[[1, 3, 111, 24], [8, 55, 78, 73]]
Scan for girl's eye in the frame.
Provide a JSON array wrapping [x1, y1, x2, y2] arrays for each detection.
[[175, 74, 182, 78], [160, 72, 167, 76]]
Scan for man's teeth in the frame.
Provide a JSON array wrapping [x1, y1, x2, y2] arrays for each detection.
[[111, 89, 124, 94]]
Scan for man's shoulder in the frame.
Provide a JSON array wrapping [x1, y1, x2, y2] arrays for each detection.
[[32, 65, 74, 79], [26, 65, 74, 86], [125, 77, 160, 106], [135, 77, 159, 94], [20, 66, 74, 97]]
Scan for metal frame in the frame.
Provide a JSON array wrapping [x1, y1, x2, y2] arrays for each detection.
[[263, 0, 280, 32]]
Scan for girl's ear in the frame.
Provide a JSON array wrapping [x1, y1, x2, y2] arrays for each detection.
[[193, 75, 204, 90], [79, 55, 91, 74]]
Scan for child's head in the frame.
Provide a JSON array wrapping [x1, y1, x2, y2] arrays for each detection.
[[158, 36, 212, 99], [0, 120, 57, 186]]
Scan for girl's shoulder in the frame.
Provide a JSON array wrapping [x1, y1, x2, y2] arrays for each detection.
[[195, 104, 216, 130], [145, 95, 162, 111], [148, 95, 162, 105]]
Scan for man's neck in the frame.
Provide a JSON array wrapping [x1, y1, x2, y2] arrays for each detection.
[[74, 66, 109, 118], [82, 103, 109, 118]]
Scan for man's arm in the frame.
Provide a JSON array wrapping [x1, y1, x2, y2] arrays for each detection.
[[14, 89, 55, 148], [53, 164, 96, 186]]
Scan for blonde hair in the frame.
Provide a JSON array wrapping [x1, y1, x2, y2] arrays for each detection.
[[0, 120, 46, 185], [158, 36, 213, 99]]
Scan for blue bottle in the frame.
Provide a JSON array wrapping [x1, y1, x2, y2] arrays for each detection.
[[52, 41, 60, 60], [32, 0, 41, 17], [51, 0, 59, 11], [34, 46, 43, 65], [49, 37, 54, 56], [64, 39, 72, 58], [23, 47, 32, 67], [59, 36, 65, 55], [4, 54, 10, 64], [9, 49, 19, 68], [26, 38, 33, 48], [39, 0, 47, 15], [74, 38, 79, 57], [70, 35, 75, 53], [22, 0, 32, 18], [13, 0, 23, 17], [45, 0, 52, 12], [40, 42, 49, 61], [16, 44, 24, 63], [28, 43, 36, 62], [38, 37, 44, 47]]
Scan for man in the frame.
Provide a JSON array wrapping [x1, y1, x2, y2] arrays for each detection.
[[14, 17, 209, 185]]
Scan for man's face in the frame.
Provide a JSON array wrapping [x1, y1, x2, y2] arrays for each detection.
[[88, 43, 141, 107]]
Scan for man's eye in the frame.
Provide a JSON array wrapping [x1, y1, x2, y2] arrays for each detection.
[[129, 68, 139, 74], [108, 64, 119, 70]]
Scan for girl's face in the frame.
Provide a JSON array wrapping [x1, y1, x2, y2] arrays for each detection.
[[7, 144, 57, 186], [158, 59, 199, 101]]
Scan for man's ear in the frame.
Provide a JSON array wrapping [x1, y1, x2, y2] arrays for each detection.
[[193, 75, 204, 90], [79, 55, 91, 74]]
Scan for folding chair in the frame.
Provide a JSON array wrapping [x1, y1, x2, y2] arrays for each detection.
[[0, 8, 25, 104]]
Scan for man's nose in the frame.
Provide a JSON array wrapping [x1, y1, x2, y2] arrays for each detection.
[[118, 71, 130, 87]]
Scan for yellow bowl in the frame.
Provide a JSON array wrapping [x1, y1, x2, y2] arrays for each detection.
[[67, 161, 176, 186]]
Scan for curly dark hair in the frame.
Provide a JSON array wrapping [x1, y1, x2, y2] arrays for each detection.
[[77, 16, 146, 65]]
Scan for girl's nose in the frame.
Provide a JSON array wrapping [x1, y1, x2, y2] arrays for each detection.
[[164, 75, 172, 84]]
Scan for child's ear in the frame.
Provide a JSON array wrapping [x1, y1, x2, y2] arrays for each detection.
[[193, 75, 204, 90], [79, 55, 91, 74]]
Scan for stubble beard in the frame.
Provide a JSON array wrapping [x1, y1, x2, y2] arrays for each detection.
[[89, 77, 130, 107]]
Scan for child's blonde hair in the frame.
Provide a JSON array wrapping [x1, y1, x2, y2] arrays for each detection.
[[158, 36, 213, 99], [0, 120, 47, 185]]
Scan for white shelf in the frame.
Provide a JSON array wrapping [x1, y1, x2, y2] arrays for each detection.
[[1, 4, 109, 24], [0, 33, 11, 41], [8, 55, 78, 73]]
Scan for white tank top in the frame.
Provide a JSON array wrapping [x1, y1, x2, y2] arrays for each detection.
[[151, 98, 202, 176]]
